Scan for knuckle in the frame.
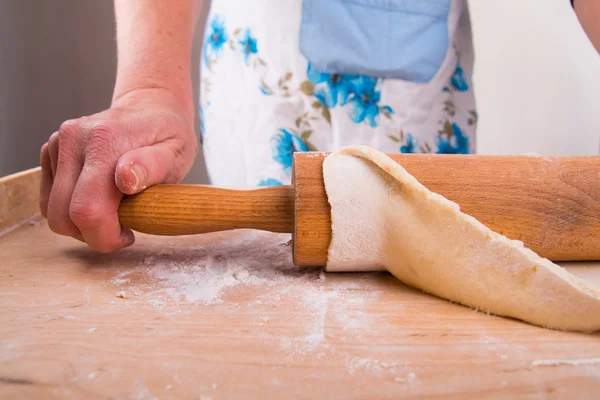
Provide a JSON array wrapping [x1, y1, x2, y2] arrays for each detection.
[[69, 201, 104, 228], [58, 119, 81, 140], [57, 120, 84, 160], [87, 122, 117, 143], [85, 124, 119, 157], [69, 201, 122, 253], [48, 130, 60, 142]]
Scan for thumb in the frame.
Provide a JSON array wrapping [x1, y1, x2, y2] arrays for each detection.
[[115, 145, 179, 195]]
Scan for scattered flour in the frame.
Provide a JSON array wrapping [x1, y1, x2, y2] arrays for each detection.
[[346, 357, 401, 375], [110, 232, 303, 308], [302, 152, 328, 158], [532, 358, 600, 367], [290, 286, 336, 354], [277, 278, 381, 356], [108, 230, 384, 369]]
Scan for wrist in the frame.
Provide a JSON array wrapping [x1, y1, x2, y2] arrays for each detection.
[[112, 80, 195, 124]]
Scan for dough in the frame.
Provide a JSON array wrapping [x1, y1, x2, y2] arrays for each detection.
[[323, 145, 600, 332]]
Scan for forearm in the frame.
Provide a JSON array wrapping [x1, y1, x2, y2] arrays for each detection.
[[112, 0, 203, 117], [574, 0, 600, 54]]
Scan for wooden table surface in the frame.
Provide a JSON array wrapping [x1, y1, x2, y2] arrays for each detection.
[[1, 170, 600, 399], [2, 220, 600, 399]]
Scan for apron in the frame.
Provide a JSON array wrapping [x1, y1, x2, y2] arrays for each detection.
[[200, 0, 476, 187]]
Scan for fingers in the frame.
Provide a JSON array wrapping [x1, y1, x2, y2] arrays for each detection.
[[39, 143, 53, 218], [47, 131, 59, 177], [70, 158, 135, 253], [115, 144, 180, 195], [66, 124, 135, 252], [45, 121, 85, 241], [45, 118, 134, 252]]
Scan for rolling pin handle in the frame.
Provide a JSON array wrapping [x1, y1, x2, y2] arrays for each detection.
[[118, 184, 295, 236]]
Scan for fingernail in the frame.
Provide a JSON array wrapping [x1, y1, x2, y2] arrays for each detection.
[[121, 229, 135, 247], [130, 164, 147, 191]]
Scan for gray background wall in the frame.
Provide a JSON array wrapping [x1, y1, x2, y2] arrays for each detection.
[[0, 0, 210, 183]]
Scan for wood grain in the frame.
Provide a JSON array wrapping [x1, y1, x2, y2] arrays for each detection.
[[0, 167, 41, 233], [293, 153, 600, 266], [292, 152, 331, 266], [1, 218, 600, 399], [2, 167, 600, 399], [119, 184, 294, 235]]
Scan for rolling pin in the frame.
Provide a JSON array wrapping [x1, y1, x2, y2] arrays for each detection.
[[118, 153, 600, 266]]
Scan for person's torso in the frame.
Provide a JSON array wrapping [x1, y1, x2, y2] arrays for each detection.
[[200, 0, 477, 186]]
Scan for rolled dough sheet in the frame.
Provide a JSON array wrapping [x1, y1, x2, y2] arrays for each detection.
[[323, 145, 600, 332]]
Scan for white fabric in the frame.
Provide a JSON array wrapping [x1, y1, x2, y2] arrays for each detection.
[[200, 0, 477, 187]]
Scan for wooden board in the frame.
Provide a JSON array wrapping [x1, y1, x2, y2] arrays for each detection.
[[1, 170, 600, 399], [0, 167, 41, 234]]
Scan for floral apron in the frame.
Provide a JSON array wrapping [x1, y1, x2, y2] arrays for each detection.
[[200, 0, 477, 187]]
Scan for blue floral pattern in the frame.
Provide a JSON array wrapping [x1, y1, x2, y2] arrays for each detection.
[[437, 123, 470, 154], [258, 178, 283, 186], [400, 133, 417, 153], [238, 29, 258, 65], [204, 16, 228, 66], [307, 64, 354, 108], [436, 51, 473, 154], [302, 63, 393, 127], [269, 129, 309, 174], [450, 62, 469, 92], [347, 76, 383, 127]]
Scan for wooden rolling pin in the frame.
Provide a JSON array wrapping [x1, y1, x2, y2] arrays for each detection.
[[118, 153, 600, 266]]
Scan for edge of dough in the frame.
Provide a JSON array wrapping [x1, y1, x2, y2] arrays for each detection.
[[323, 145, 600, 332]]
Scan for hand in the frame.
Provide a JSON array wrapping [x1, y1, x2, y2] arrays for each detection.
[[40, 88, 198, 252]]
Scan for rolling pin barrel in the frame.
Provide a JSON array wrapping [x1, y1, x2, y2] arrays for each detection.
[[293, 153, 600, 266]]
